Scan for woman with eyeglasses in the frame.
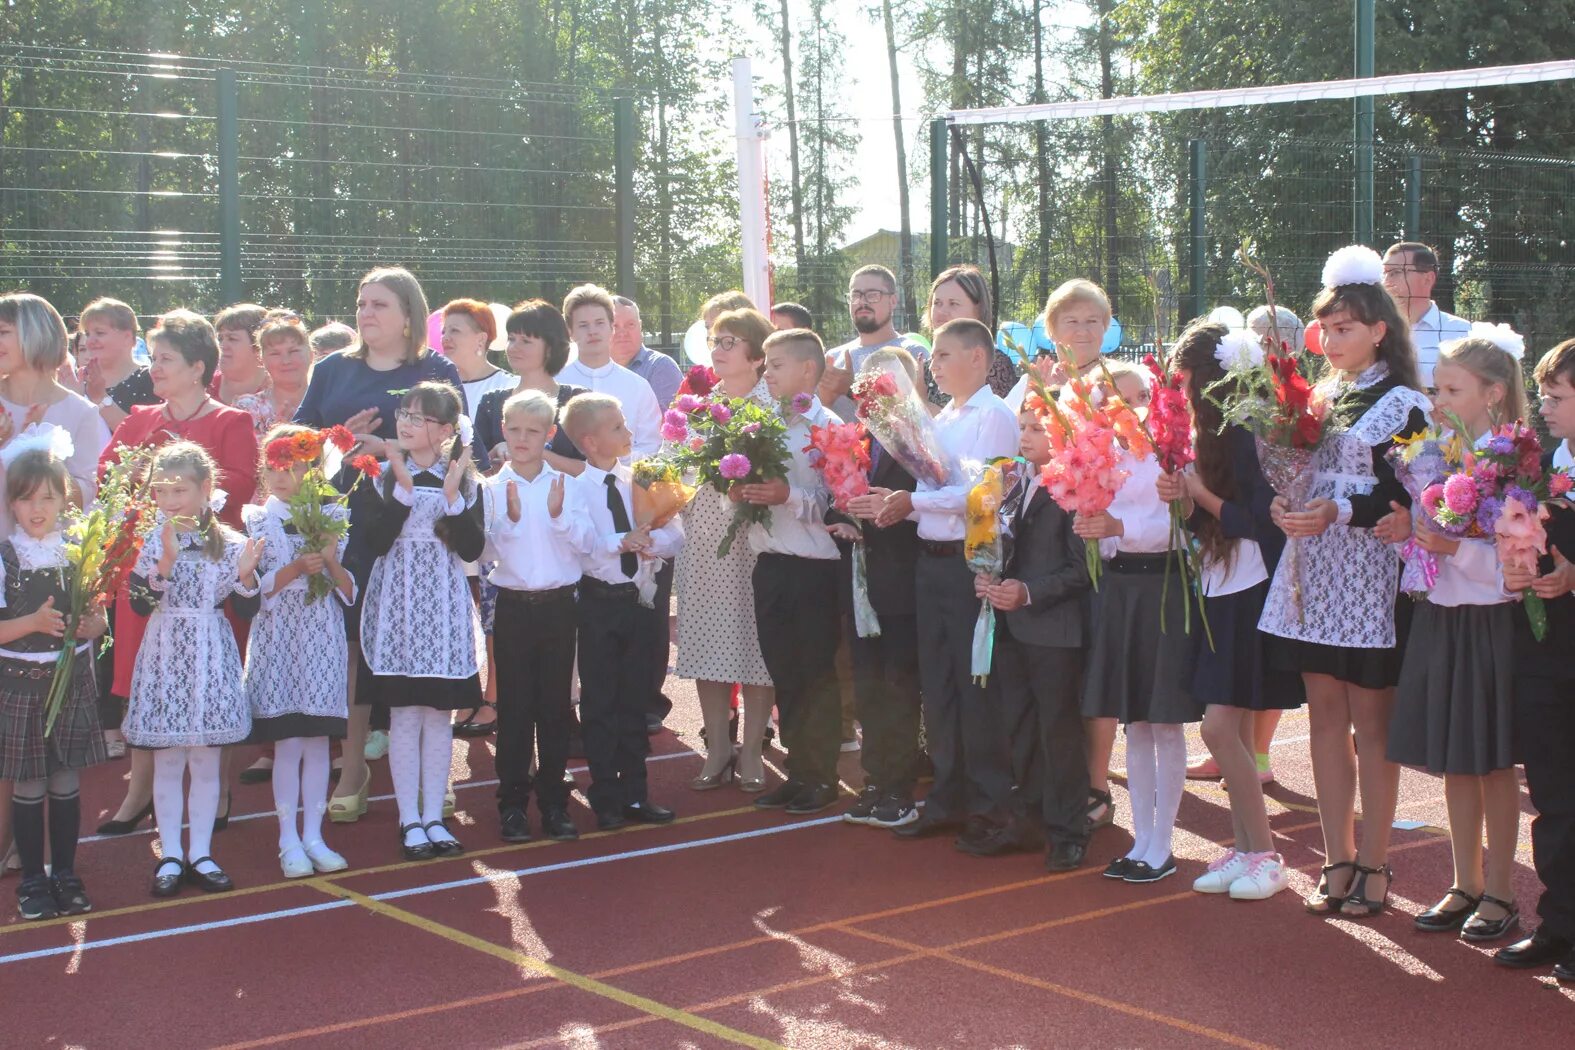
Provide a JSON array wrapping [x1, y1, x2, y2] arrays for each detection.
[[674, 307, 778, 793], [470, 300, 586, 477]]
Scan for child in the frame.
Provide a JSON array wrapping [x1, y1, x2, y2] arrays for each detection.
[[122, 442, 262, 897], [737, 329, 844, 816], [0, 437, 108, 919], [559, 393, 683, 829], [1389, 327, 1527, 940], [875, 318, 1019, 848], [1260, 245, 1432, 917], [1496, 338, 1575, 979], [974, 406, 1092, 869], [358, 381, 485, 861], [480, 390, 586, 844], [242, 423, 356, 878], [1076, 366, 1201, 885], [1162, 324, 1302, 900]]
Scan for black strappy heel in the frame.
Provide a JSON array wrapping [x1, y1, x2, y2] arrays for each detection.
[[1339, 862, 1393, 917], [1305, 861, 1360, 915]]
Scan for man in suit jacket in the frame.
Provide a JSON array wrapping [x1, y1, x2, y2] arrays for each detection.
[[970, 409, 1093, 870]]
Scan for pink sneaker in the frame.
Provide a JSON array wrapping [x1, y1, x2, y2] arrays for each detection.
[[1192, 850, 1250, 894], [1229, 852, 1288, 900], [1185, 755, 1222, 780]]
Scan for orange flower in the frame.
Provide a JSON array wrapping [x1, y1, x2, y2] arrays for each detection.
[[289, 432, 322, 462]]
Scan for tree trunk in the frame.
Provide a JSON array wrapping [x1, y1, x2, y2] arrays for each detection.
[[882, 0, 916, 325], [778, 0, 807, 289]]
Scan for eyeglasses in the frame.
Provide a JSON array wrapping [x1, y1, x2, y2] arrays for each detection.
[[1381, 265, 1434, 278], [706, 335, 742, 352], [395, 409, 438, 427], [1540, 392, 1569, 410], [848, 290, 892, 305]]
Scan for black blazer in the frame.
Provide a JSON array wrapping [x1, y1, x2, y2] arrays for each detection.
[[1000, 482, 1090, 648]]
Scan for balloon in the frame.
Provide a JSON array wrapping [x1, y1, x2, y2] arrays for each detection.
[[1207, 306, 1246, 331], [682, 319, 710, 366], [1304, 318, 1324, 355], [488, 303, 510, 352], [426, 310, 445, 352], [1101, 317, 1124, 353], [996, 321, 1032, 363], [903, 331, 931, 352]]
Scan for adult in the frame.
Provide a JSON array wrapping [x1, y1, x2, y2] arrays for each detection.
[[555, 284, 661, 459], [472, 300, 586, 476], [210, 304, 271, 405], [927, 265, 1016, 399], [611, 296, 683, 412], [232, 316, 315, 439], [819, 265, 932, 421], [1381, 241, 1469, 389], [1245, 304, 1306, 359], [770, 301, 814, 332], [76, 297, 158, 432], [675, 308, 778, 792], [293, 266, 463, 822], [1004, 279, 1115, 413], [440, 299, 516, 413], [309, 322, 356, 359], [94, 310, 260, 836]]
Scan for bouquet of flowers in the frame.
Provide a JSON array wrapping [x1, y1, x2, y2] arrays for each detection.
[[1385, 428, 1463, 596], [1137, 355, 1210, 642], [850, 362, 958, 488], [46, 441, 159, 735], [263, 424, 360, 604], [680, 396, 792, 556], [630, 455, 697, 529], [964, 457, 1027, 684], [805, 420, 880, 638]]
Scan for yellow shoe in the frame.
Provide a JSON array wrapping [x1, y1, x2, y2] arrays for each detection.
[[328, 768, 370, 824]]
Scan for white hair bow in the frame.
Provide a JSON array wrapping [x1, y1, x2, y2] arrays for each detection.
[[0, 422, 75, 471]]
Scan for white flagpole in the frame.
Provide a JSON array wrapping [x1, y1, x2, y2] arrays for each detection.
[[732, 57, 771, 311]]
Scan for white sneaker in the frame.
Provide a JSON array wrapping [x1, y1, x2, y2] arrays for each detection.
[[279, 844, 314, 879], [363, 729, 390, 761], [302, 840, 348, 874], [1229, 852, 1289, 900], [1192, 850, 1250, 894]]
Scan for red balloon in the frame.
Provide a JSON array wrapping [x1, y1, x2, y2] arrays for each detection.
[[1304, 318, 1324, 355]]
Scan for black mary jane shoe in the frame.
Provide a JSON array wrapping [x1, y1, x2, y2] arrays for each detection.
[[1461, 894, 1520, 943], [400, 823, 435, 861], [1103, 857, 1135, 880], [151, 857, 186, 898], [1123, 855, 1177, 884], [1414, 887, 1480, 932], [184, 857, 234, 894], [424, 822, 465, 857], [454, 703, 498, 738]]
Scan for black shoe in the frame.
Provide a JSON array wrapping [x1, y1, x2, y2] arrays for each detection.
[[540, 808, 580, 841], [454, 703, 498, 738], [958, 817, 1039, 858], [213, 793, 232, 833], [622, 801, 675, 824], [1555, 951, 1575, 983], [50, 871, 92, 916], [424, 822, 465, 856], [1046, 840, 1087, 872], [400, 823, 435, 861], [645, 714, 664, 735], [1414, 887, 1480, 932], [239, 759, 273, 785], [150, 857, 185, 898], [842, 784, 884, 825], [1496, 928, 1575, 969], [96, 799, 153, 836], [1124, 855, 1177, 884], [499, 808, 532, 843], [868, 792, 920, 829], [184, 857, 234, 893], [1103, 857, 1134, 880], [953, 815, 999, 855], [595, 807, 628, 830], [754, 779, 805, 810], [17, 875, 59, 920], [892, 810, 961, 839], [1461, 894, 1520, 943], [785, 783, 839, 815]]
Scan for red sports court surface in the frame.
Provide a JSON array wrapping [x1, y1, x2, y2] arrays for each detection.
[[4, 678, 1571, 1048]]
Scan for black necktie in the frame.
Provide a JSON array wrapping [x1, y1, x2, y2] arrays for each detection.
[[604, 473, 637, 578]]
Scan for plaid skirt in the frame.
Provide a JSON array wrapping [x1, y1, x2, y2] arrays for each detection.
[[0, 651, 105, 781]]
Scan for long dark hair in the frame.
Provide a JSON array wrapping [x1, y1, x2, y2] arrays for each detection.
[[1310, 282, 1421, 392], [1169, 322, 1236, 569]]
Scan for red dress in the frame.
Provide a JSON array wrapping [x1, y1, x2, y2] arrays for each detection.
[[101, 403, 259, 699]]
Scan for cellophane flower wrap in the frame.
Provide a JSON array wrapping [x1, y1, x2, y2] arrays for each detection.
[[630, 455, 697, 530], [676, 396, 792, 556], [264, 425, 359, 604], [1383, 428, 1462, 596], [1421, 420, 1573, 640], [805, 420, 881, 638], [1136, 355, 1210, 640], [850, 362, 959, 488], [47, 448, 159, 736], [964, 457, 1026, 684]]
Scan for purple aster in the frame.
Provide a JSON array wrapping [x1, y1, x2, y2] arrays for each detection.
[[1475, 495, 1504, 534]]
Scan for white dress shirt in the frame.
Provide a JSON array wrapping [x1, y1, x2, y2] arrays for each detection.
[[1554, 440, 1572, 485], [1410, 301, 1471, 389], [480, 463, 589, 591], [555, 356, 663, 459], [568, 461, 684, 598], [747, 396, 840, 560], [1427, 537, 1513, 608], [909, 385, 1020, 541], [1098, 452, 1173, 558]]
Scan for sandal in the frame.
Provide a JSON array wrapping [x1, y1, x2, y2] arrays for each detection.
[[1339, 862, 1394, 918], [1414, 887, 1480, 932], [1305, 860, 1359, 915], [454, 703, 497, 738], [1085, 789, 1114, 831]]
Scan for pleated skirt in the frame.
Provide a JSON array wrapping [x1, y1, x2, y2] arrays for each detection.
[[1388, 601, 1517, 775]]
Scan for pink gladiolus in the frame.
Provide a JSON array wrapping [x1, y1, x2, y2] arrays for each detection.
[[1550, 471, 1573, 498], [719, 453, 752, 480]]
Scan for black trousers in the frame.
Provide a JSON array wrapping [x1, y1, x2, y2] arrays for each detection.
[[645, 558, 675, 720], [493, 589, 577, 814], [577, 588, 659, 811], [849, 612, 921, 792], [996, 634, 1088, 844], [1515, 672, 1575, 941], [915, 553, 1013, 822], [95, 601, 121, 730], [753, 554, 841, 786]]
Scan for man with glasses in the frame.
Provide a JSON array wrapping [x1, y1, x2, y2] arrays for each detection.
[[819, 265, 930, 421], [610, 296, 683, 413], [1381, 241, 1471, 389]]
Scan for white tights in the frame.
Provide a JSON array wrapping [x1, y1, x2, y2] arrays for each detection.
[[389, 707, 455, 846], [1122, 722, 1187, 869], [152, 746, 222, 874], [272, 737, 332, 851]]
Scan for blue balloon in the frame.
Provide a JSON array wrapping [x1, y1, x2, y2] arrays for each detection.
[[997, 317, 1122, 358], [1101, 317, 1123, 353]]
